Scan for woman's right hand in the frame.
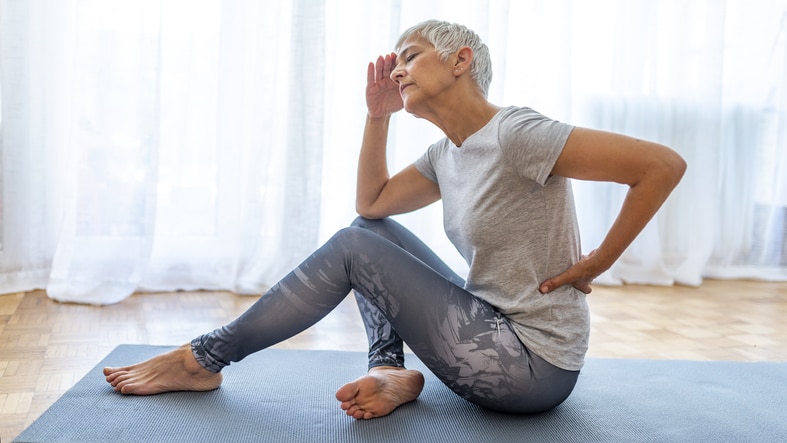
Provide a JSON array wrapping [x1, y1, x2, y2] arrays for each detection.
[[366, 53, 403, 118]]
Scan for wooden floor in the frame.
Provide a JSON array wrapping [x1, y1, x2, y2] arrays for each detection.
[[1, 280, 786, 441]]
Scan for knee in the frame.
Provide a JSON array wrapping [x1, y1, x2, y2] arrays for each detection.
[[349, 216, 407, 248], [351, 216, 401, 238], [350, 216, 386, 230], [330, 226, 374, 249]]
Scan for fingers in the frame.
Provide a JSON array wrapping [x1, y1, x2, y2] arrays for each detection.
[[539, 269, 593, 294], [539, 277, 593, 294], [540, 249, 603, 294], [376, 55, 386, 82], [367, 56, 385, 86], [367, 61, 375, 84], [384, 52, 396, 79], [539, 266, 574, 293], [539, 278, 559, 294], [368, 53, 397, 85], [573, 280, 593, 294]]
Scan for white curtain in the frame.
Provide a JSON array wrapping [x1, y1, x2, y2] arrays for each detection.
[[1, 0, 785, 304]]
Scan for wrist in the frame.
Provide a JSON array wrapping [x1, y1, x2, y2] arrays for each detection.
[[586, 247, 617, 276], [366, 113, 391, 123]]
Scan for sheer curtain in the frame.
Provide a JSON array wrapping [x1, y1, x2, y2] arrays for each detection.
[[564, 1, 787, 285], [0, 0, 785, 304]]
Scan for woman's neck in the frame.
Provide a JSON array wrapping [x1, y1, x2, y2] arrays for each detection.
[[418, 95, 501, 147]]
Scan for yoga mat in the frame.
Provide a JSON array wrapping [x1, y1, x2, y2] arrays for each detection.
[[15, 345, 787, 442]]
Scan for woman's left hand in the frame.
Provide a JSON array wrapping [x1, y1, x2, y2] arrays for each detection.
[[539, 250, 602, 294], [540, 128, 685, 295]]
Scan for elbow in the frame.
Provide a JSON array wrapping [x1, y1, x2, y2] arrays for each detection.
[[665, 148, 687, 188], [355, 203, 383, 220], [355, 201, 370, 218], [355, 207, 373, 219], [645, 143, 686, 188], [632, 146, 686, 193]]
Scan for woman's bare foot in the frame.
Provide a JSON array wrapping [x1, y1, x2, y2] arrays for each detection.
[[103, 343, 222, 395], [335, 366, 425, 419]]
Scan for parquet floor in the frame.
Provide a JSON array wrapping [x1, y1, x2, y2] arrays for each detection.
[[1, 280, 786, 441]]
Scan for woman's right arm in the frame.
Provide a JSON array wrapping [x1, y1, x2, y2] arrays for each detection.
[[356, 54, 440, 219]]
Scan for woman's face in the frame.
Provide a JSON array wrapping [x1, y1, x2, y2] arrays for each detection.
[[390, 37, 456, 113]]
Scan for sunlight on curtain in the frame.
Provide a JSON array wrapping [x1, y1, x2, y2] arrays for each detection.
[[45, 0, 329, 303], [45, 0, 162, 303], [0, 0, 72, 294], [564, 1, 787, 285], [0, 0, 785, 304], [143, 0, 327, 295]]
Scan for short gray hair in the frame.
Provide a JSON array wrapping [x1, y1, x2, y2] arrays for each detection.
[[395, 20, 493, 97]]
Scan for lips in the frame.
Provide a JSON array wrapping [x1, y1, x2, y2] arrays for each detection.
[[399, 84, 412, 95]]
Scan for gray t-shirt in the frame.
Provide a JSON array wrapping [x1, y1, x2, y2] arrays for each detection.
[[414, 106, 590, 371]]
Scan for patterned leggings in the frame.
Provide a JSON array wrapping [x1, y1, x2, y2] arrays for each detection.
[[191, 217, 579, 413]]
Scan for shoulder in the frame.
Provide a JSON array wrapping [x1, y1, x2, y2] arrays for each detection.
[[497, 106, 571, 140], [422, 137, 453, 161], [497, 105, 544, 123], [495, 107, 575, 183], [496, 106, 574, 153], [414, 138, 452, 181]]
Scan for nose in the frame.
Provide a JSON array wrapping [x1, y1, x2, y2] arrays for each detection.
[[390, 63, 404, 84]]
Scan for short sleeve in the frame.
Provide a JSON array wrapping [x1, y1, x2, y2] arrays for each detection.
[[413, 142, 441, 183], [498, 108, 574, 185]]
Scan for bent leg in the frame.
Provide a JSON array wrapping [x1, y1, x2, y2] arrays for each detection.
[[107, 225, 577, 414], [328, 226, 577, 414], [350, 216, 464, 369], [105, 227, 410, 399], [349, 261, 576, 412]]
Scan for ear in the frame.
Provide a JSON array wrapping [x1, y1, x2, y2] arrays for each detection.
[[452, 46, 473, 77]]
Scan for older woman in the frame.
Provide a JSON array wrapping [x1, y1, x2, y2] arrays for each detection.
[[104, 20, 685, 419]]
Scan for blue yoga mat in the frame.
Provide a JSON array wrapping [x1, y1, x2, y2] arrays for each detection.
[[15, 345, 787, 442]]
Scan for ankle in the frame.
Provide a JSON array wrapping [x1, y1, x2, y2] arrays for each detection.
[[368, 365, 405, 373]]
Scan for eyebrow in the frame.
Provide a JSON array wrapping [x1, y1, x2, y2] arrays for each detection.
[[397, 45, 418, 59]]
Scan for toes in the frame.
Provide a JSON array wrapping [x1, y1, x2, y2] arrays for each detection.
[[104, 369, 120, 382], [109, 372, 130, 385], [335, 381, 359, 402], [119, 383, 136, 394], [344, 404, 374, 420], [111, 380, 125, 392], [111, 378, 127, 391]]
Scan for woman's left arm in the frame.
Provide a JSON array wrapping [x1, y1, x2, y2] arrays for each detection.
[[539, 127, 687, 294]]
